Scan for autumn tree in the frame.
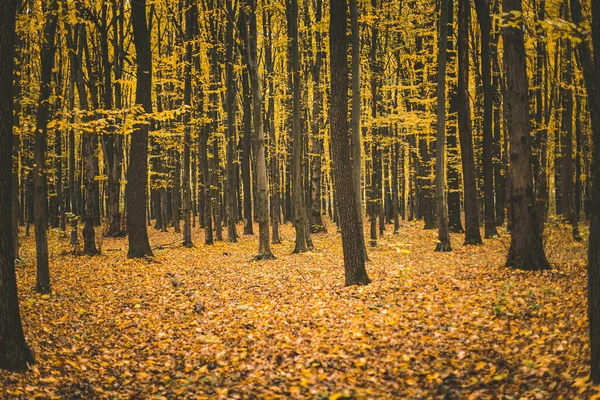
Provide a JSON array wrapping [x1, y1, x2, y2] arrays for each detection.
[[127, 0, 153, 258], [330, 0, 370, 286], [0, 0, 35, 372], [502, 0, 549, 271], [434, 0, 451, 252], [457, 0, 482, 245], [34, 0, 59, 293]]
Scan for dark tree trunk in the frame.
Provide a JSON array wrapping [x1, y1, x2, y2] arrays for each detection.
[[126, 0, 153, 258], [586, 0, 600, 383], [531, 0, 549, 230], [263, 7, 280, 245], [241, 67, 254, 235], [558, 36, 581, 240], [288, 0, 309, 253], [224, 0, 238, 243], [181, 0, 195, 247], [242, 0, 274, 259], [446, 0, 463, 234], [309, 0, 326, 234], [434, 0, 451, 251], [34, 0, 59, 293], [0, 0, 35, 372], [349, 0, 367, 259], [330, 0, 369, 286], [458, 0, 482, 245], [503, 0, 549, 271], [474, 0, 499, 238]]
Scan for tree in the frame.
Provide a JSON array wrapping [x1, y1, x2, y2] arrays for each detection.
[[591, 0, 600, 383], [503, 0, 549, 271], [457, 0, 482, 245], [242, 0, 274, 260], [127, 0, 153, 258], [349, 0, 368, 260], [330, 0, 370, 286], [182, 0, 195, 247], [571, 0, 600, 383], [474, 0, 499, 238], [0, 0, 35, 372], [224, 0, 238, 243], [288, 0, 310, 253], [434, 0, 451, 252], [34, 0, 59, 293]]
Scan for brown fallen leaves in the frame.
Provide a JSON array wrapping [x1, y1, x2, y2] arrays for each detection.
[[0, 218, 597, 399]]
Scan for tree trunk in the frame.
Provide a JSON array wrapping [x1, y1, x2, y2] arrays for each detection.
[[242, 0, 274, 259], [503, 0, 548, 270], [446, 0, 463, 234], [585, 0, 600, 383], [0, 0, 35, 372], [289, 0, 309, 253], [458, 0, 482, 245], [434, 0, 451, 251], [241, 67, 254, 235], [330, 0, 370, 286], [126, 0, 153, 258], [558, 36, 581, 240], [225, 0, 238, 243], [34, 0, 59, 293], [181, 0, 194, 247]]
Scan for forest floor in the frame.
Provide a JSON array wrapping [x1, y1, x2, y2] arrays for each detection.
[[0, 218, 596, 399]]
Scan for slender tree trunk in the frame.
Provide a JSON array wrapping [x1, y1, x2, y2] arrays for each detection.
[[446, 0, 463, 233], [474, 0, 499, 238], [435, 0, 451, 251], [289, 0, 309, 253], [126, 0, 153, 258], [225, 0, 238, 243], [181, 0, 195, 247], [241, 68, 254, 235], [585, 0, 600, 383], [330, 0, 369, 286], [349, 0, 368, 259], [34, 0, 59, 293], [458, 0, 482, 245], [558, 36, 581, 240], [0, 0, 35, 372], [243, 0, 274, 259], [503, 0, 548, 270]]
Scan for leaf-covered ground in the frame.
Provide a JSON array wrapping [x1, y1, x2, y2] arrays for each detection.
[[1, 219, 596, 399]]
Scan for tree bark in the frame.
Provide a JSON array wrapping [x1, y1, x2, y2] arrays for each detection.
[[288, 0, 309, 253], [474, 0, 499, 238], [330, 0, 370, 286], [34, 0, 59, 293], [458, 0, 482, 245], [242, 0, 274, 260], [434, 0, 451, 251], [503, 0, 548, 270], [0, 0, 35, 372], [126, 0, 153, 258]]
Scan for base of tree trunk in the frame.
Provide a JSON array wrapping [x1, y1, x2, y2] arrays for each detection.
[[35, 282, 51, 294], [253, 253, 276, 261], [506, 251, 550, 271], [484, 225, 499, 239], [0, 338, 34, 372], [464, 236, 483, 245], [573, 228, 583, 242], [345, 272, 371, 287], [310, 224, 327, 234], [435, 242, 452, 252]]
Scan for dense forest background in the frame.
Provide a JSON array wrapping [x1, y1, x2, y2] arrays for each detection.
[[1, 0, 600, 396]]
